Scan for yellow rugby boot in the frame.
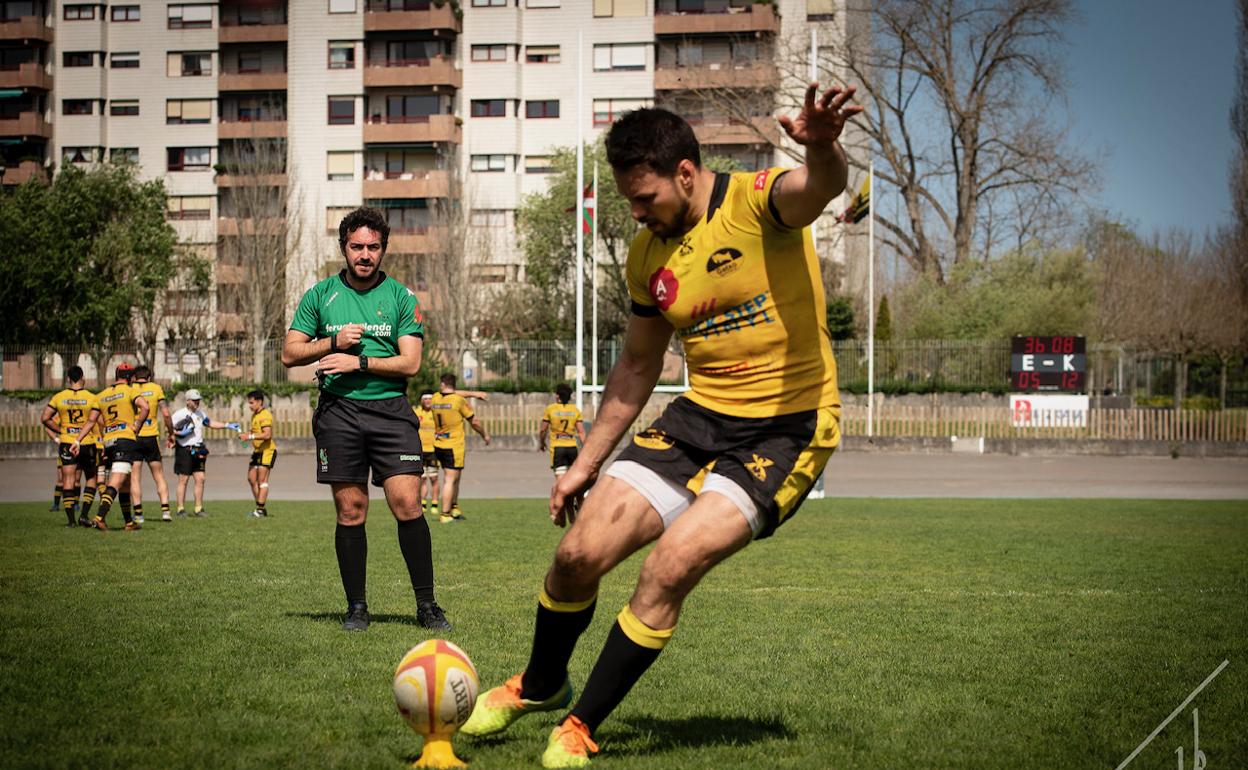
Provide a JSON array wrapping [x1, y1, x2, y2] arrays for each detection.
[[460, 673, 572, 737], [542, 715, 598, 769]]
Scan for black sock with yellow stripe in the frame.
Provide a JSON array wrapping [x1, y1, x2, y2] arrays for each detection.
[[53, 485, 62, 509], [80, 487, 96, 518], [98, 485, 117, 521], [118, 492, 133, 524], [519, 588, 597, 701], [568, 605, 673, 732], [62, 489, 77, 525]]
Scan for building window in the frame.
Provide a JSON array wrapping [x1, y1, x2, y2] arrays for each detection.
[[525, 45, 560, 64], [593, 0, 645, 17], [471, 0, 507, 5], [524, 155, 553, 174], [167, 147, 212, 171], [110, 100, 139, 116], [63, 99, 95, 116], [328, 96, 355, 125], [470, 154, 509, 172], [327, 151, 355, 181], [470, 209, 510, 227], [168, 4, 213, 29], [238, 51, 262, 74], [167, 99, 213, 124], [526, 0, 560, 7], [593, 43, 647, 72], [110, 147, 140, 164], [328, 42, 355, 70], [168, 52, 213, 77], [63, 5, 96, 20], [593, 97, 650, 126], [62, 51, 96, 67], [470, 99, 506, 118], [111, 5, 140, 21], [167, 196, 212, 220], [525, 100, 559, 119], [329, 0, 356, 12], [470, 44, 508, 63], [327, 206, 355, 233], [385, 94, 439, 122], [63, 147, 99, 164], [110, 52, 140, 69]]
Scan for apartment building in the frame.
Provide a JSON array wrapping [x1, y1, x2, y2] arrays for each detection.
[[0, 0, 859, 334]]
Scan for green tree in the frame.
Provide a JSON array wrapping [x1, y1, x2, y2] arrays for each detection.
[[875, 295, 893, 341], [825, 296, 857, 340]]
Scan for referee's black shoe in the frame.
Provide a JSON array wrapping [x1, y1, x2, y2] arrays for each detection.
[[417, 602, 452, 631], [343, 602, 370, 632]]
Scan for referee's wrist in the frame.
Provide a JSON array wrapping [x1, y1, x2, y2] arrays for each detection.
[[330, 334, 339, 353]]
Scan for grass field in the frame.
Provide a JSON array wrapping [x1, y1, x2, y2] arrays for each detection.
[[0, 497, 1245, 770]]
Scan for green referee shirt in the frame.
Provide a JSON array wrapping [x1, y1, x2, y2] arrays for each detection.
[[289, 270, 425, 400]]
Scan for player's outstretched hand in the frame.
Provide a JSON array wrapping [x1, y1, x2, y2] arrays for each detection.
[[778, 82, 863, 147], [550, 464, 597, 528], [317, 353, 361, 375]]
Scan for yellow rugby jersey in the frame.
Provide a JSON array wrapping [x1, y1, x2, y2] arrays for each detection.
[[250, 408, 275, 451], [414, 405, 436, 453], [430, 393, 473, 449], [95, 383, 142, 443], [131, 381, 167, 438], [625, 168, 840, 418], [542, 402, 582, 448], [47, 388, 98, 445]]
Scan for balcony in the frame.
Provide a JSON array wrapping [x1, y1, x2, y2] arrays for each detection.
[[217, 216, 285, 236], [689, 116, 781, 146], [0, 62, 52, 90], [655, 61, 778, 91], [216, 172, 288, 187], [363, 114, 460, 144], [363, 56, 460, 89], [387, 226, 447, 254], [219, 23, 287, 44], [0, 15, 54, 42], [1, 159, 45, 186], [218, 119, 287, 139], [0, 112, 52, 138], [655, 4, 779, 36], [362, 170, 449, 199], [218, 71, 287, 91], [364, 3, 460, 34]]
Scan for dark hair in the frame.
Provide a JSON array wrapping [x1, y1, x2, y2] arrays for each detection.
[[115, 364, 134, 381], [246, 389, 265, 402], [440, 373, 457, 387], [67, 365, 84, 383], [338, 206, 390, 253], [605, 107, 701, 175], [134, 365, 151, 380], [555, 383, 572, 404]]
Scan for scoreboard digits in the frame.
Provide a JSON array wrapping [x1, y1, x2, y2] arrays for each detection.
[[1010, 336, 1085, 393]]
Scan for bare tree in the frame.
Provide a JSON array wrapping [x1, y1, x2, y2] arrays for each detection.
[[162, 246, 215, 380], [216, 131, 302, 382]]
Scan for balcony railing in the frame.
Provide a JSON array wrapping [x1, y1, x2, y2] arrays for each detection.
[[0, 15, 54, 42], [218, 70, 287, 91], [685, 115, 781, 145], [1, 159, 45, 186], [0, 112, 52, 138], [363, 55, 460, 88], [655, 4, 780, 35], [654, 61, 778, 91], [0, 61, 52, 90], [218, 119, 288, 139], [362, 169, 450, 199], [363, 2, 460, 34]]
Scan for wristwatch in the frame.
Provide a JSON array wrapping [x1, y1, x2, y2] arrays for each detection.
[[358, 354, 369, 372]]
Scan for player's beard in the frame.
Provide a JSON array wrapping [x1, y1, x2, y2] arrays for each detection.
[[348, 254, 383, 283], [654, 198, 692, 241]]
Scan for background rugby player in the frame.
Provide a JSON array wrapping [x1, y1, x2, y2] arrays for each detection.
[[74, 364, 150, 531], [241, 389, 277, 518], [41, 366, 97, 527], [130, 365, 175, 522], [539, 384, 586, 479], [430, 373, 490, 523]]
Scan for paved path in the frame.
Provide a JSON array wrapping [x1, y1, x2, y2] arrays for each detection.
[[3, 450, 1246, 503]]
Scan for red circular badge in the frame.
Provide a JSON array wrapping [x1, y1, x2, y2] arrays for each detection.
[[648, 267, 679, 311]]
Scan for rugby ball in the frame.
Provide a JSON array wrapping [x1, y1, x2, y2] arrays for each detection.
[[393, 639, 479, 736]]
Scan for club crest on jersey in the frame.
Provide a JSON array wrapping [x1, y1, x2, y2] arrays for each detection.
[[745, 453, 774, 481], [648, 267, 679, 311], [633, 429, 674, 451], [705, 247, 743, 277], [753, 169, 770, 191]]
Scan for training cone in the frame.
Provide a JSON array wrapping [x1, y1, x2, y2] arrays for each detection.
[[393, 640, 479, 769]]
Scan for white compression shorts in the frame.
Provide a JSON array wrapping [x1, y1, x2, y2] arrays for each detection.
[[605, 460, 764, 538]]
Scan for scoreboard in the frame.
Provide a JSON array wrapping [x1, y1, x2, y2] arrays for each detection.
[[1010, 336, 1086, 392]]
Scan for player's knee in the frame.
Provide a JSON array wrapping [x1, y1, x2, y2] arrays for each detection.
[[551, 538, 608, 587]]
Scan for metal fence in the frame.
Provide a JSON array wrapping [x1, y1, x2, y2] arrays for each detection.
[[2, 338, 1245, 404]]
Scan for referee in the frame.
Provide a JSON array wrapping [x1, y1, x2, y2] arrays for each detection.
[[281, 206, 450, 633]]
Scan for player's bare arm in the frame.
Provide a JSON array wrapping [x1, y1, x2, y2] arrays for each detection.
[[281, 324, 366, 367], [316, 333, 422, 378], [161, 400, 174, 436], [40, 404, 59, 439], [469, 416, 490, 445], [538, 421, 549, 451], [550, 312, 673, 526], [773, 82, 863, 228], [71, 408, 101, 456], [132, 396, 150, 436]]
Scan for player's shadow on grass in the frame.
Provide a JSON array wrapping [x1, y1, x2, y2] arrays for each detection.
[[606, 714, 794, 753], [287, 611, 424, 627]]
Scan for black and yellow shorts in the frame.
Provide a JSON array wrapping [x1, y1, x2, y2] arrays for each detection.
[[136, 435, 162, 463], [249, 448, 277, 468], [421, 450, 439, 473], [433, 445, 465, 471], [58, 442, 99, 474], [549, 445, 578, 470], [103, 438, 141, 469], [615, 396, 840, 539]]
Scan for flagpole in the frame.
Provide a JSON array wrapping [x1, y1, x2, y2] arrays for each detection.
[[809, 28, 819, 255], [575, 29, 585, 411], [591, 162, 599, 415], [867, 159, 875, 440]]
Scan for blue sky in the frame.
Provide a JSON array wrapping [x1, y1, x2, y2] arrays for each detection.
[[1065, 0, 1238, 236]]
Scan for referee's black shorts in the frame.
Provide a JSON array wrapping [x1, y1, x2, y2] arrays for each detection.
[[313, 393, 423, 486]]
